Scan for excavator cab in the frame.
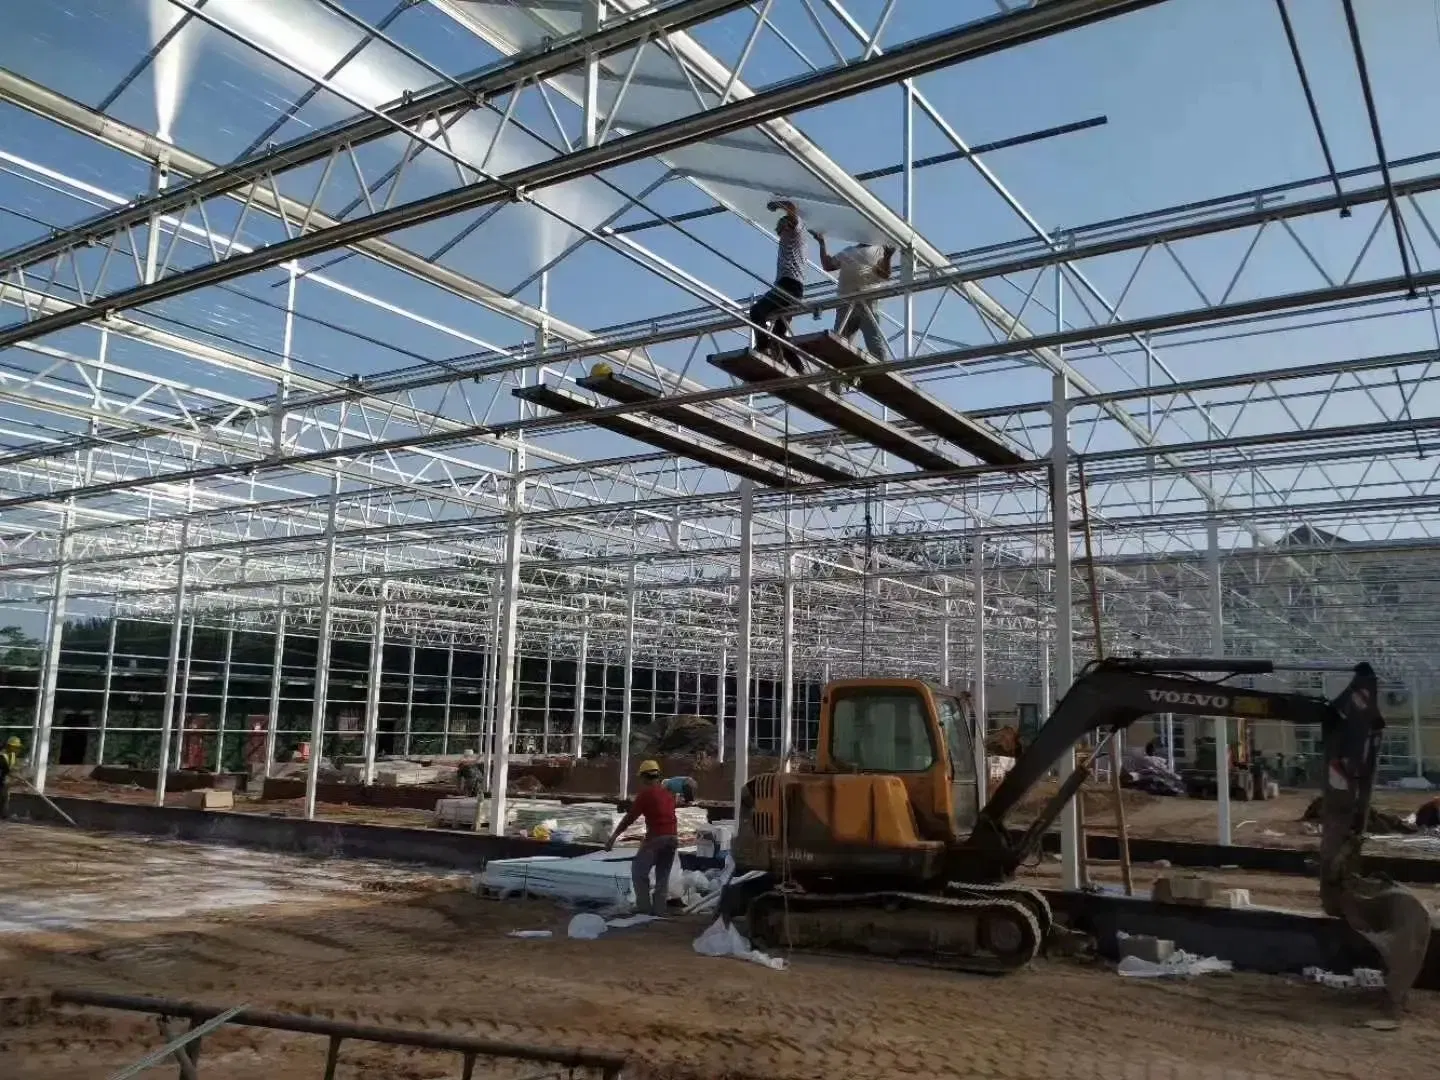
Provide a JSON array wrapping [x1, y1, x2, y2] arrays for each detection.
[[733, 678, 981, 887]]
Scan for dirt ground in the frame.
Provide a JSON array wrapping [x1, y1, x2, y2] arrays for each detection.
[[5, 825, 1440, 1080]]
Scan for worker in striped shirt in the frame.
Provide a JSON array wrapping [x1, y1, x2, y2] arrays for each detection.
[[748, 199, 808, 371]]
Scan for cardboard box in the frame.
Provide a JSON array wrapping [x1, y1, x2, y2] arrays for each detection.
[[183, 788, 234, 810]]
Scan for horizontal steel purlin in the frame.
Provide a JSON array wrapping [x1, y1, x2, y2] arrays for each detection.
[[0, 0, 1166, 351], [0, 104, 1425, 496], [0, 259, 1433, 515]]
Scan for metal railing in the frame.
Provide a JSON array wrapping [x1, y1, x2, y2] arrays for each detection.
[[53, 990, 627, 1080]]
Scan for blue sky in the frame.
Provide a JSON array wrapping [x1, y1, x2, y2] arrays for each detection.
[[0, 0, 1438, 540]]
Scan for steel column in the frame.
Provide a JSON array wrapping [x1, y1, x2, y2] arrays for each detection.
[[363, 586, 388, 785], [479, 448, 525, 834], [939, 584, 952, 688], [1208, 516, 1231, 845], [174, 616, 196, 773], [214, 623, 234, 773], [573, 616, 589, 757], [734, 480, 754, 807], [264, 595, 286, 779], [973, 529, 987, 810], [780, 549, 795, 766], [403, 640, 416, 756], [303, 477, 342, 821], [155, 521, 190, 806], [442, 643, 455, 756], [620, 562, 638, 797], [1051, 371, 1079, 890], [96, 609, 118, 766], [542, 650, 553, 754], [716, 646, 727, 764], [30, 510, 73, 793]]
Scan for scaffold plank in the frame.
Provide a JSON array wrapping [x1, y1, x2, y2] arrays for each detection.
[[577, 367, 856, 484], [512, 383, 797, 488], [709, 347, 958, 472], [793, 332, 1027, 467]]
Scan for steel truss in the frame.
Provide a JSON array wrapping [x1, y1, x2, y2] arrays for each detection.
[[0, 0, 1437, 824]]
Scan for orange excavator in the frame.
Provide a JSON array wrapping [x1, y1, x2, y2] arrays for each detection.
[[724, 656, 1432, 1005]]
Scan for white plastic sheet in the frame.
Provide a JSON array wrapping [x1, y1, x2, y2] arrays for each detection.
[[693, 917, 787, 971], [568, 913, 609, 940]]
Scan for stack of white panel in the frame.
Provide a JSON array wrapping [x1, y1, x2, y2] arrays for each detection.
[[474, 849, 686, 905]]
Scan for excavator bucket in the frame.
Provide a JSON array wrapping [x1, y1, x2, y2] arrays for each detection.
[[1319, 668, 1435, 1009]]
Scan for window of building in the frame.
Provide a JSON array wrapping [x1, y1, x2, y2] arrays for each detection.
[[1294, 723, 1322, 759], [831, 690, 935, 773], [1380, 727, 1412, 770]]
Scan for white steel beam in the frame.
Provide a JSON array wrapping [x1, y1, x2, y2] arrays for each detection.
[[303, 477, 343, 820], [482, 445, 526, 833], [363, 585, 388, 784]]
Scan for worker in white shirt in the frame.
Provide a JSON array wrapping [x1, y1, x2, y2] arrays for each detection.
[[811, 232, 895, 361], [748, 199, 808, 371]]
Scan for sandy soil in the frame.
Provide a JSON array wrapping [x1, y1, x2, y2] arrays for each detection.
[[5, 825, 1440, 1080]]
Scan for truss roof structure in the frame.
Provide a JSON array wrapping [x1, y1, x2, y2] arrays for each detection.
[[3, 0, 1440, 688]]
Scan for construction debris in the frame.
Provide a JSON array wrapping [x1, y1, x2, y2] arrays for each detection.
[[629, 714, 719, 758], [1151, 873, 1217, 906], [182, 789, 233, 810], [1302, 796, 1416, 834]]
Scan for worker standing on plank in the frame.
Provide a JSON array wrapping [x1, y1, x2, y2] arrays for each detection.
[[0, 736, 21, 820], [811, 231, 895, 360], [604, 759, 679, 916], [663, 774, 698, 807], [747, 199, 808, 372]]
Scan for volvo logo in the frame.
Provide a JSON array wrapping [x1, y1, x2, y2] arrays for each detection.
[[1147, 689, 1230, 709]]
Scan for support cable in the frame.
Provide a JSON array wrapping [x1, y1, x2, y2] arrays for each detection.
[[1340, 0, 1418, 297], [1272, 0, 1348, 216]]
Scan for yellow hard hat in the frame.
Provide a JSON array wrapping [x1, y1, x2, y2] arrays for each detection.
[[637, 759, 661, 777], [5, 736, 20, 749], [591, 361, 613, 378]]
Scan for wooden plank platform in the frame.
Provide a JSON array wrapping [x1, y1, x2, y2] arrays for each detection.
[[512, 383, 797, 488], [576, 368, 855, 484], [709, 346, 957, 472], [793, 331, 1026, 467]]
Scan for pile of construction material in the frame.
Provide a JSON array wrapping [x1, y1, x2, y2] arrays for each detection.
[[1117, 748, 1186, 797], [1302, 796, 1416, 835], [432, 796, 708, 842], [475, 848, 728, 909], [630, 714, 718, 758], [339, 760, 457, 788], [1151, 872, 1251, 909]]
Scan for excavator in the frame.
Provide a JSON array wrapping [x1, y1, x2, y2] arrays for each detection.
[[723, 656, 1434, 1005]]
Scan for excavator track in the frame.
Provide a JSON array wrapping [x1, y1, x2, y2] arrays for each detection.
[[745, 888, 1043, 975], [942, 881, 1055, 942]]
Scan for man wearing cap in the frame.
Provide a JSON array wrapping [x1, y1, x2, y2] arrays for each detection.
[[663, 775, 698, 806], [0, 736, 22, 819], [604, 759, 679, 916]]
